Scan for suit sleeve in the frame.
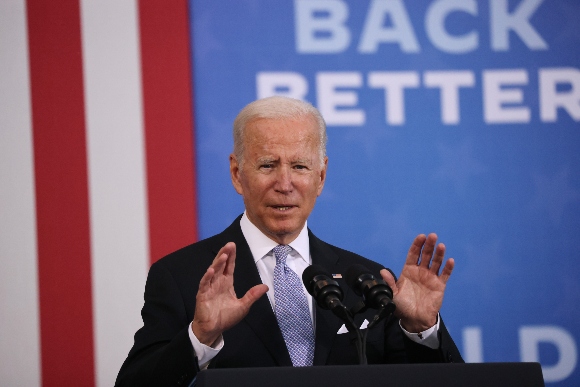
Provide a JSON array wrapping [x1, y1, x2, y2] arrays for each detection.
[[381, 314, 464, 364], [115, 261, 199, 387]]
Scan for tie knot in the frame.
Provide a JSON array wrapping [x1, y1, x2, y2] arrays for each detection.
[[273, 245, 292, 265]]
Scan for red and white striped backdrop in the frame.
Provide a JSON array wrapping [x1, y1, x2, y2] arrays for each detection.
[[0, 1, 198, 385]]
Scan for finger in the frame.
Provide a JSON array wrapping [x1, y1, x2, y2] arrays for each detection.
[[405, 234, 427, 265], [419, 233, 438, 268], [198, 266, 216, 294], [380, 269, 398, 294], [430, 242, 446, 274], [213, 242, 235, 264], [211, 252, 229, 277], [439, 258, 455, 283], [223, 242, 237, 276], [211, 242, 235, 274]]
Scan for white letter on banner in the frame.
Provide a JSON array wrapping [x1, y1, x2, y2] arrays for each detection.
[[539, 68, 580, 122], [490, 0, 548, 51], [358, 0, 420, 53], [316, 72, 364, 126], [520, 326, 577, 383], [424, 70, 475, 124], [425, 0, 478, 53], [295, 0, 350, 53], [368, 71, 420, 125], [462, 327, 484, 363], [483, 69, 530, 124], [256, 72, 308, 100]]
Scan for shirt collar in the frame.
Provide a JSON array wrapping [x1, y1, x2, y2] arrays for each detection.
[[240, 212, 310, 263]]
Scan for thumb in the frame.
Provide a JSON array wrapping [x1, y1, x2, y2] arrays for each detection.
[[240, 284, 269, 308], [380, 269, 398, 294]]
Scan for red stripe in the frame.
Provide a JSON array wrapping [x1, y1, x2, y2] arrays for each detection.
[[27, 0, 95, 385], [139, 0, 198, 264]]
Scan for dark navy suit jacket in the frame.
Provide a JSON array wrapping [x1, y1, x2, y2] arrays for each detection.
[[116, 216, 463, 386]]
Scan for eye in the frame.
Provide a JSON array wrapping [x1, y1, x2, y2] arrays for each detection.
[[294, 164, 308, 170], [260, 163, 273, 169]]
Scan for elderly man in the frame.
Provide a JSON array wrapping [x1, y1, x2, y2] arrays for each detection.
[[116, 97, 463, 386]]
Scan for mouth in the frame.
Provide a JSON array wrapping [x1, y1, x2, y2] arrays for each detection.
[[271, 205, 296, 212]]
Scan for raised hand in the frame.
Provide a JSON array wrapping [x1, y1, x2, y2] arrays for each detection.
[[380, 233, 454, 333], [191, 242, 268, 346]]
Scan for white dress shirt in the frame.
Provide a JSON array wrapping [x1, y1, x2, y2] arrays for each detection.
[[188, 213, 439, 369], [240, 212, 313, 318]]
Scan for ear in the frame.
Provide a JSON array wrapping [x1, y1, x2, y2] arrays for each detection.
[[316, 156, 328, 196], [230, 154, 244, 195]]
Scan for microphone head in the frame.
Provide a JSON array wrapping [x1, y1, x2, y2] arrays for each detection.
[[302, 264, 330, 294], [345, 264, 393, 309], [302, 264, 344, 309], [345, 264, 373, 296]]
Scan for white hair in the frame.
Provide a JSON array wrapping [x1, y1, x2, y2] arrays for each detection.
[[233, 96, 327, 166]]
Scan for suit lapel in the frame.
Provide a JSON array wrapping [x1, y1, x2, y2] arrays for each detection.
[[217, 218, 292, 366], [215, 218, 351, 367], [309, 230, 351, 366]]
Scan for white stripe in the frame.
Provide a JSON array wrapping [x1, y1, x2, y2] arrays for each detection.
[[0, 1, 42, 385], [80, 1, 149, 386]]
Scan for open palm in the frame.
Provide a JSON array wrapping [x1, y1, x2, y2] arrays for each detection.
[[381, 233, 454, 333]]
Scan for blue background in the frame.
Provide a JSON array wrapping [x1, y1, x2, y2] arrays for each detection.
[[189, 1, 580, 384]]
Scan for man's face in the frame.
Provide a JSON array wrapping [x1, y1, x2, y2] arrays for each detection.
[[230, 116, 328, 245]]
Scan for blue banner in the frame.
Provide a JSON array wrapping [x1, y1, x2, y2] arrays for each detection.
[[190, 1, 580, 384]]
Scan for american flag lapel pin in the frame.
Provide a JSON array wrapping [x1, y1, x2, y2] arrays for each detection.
[[332, 274, 342, 279]]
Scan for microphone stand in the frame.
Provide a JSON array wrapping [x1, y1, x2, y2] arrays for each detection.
[[349, 299, 397, 363], [367, 299, 396, 330], [328, 299, 367, 365]]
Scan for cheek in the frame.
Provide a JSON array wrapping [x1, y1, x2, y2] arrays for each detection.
[[243, 178, 268, 201], [300, 181, 322, 201]]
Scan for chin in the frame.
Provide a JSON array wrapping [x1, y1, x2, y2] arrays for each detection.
[[266, 220, 302, 239]]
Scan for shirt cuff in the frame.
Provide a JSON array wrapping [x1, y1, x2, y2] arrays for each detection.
[[399, 314, 440, 349], [188, 323, 224, 370]]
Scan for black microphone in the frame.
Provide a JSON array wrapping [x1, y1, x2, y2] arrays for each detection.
[[302, 264, 344, 310], [345, 264, 395, 310], [302, 264, 367, 365]]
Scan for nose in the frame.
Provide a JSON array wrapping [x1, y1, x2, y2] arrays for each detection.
[[274, 165, 293, 193]]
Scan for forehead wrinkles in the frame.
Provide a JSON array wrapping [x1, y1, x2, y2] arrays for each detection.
[[251, 142, 317, 165], [244, 119, 320, 162]]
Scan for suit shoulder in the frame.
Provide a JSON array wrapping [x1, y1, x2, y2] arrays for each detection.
[[150, 216, 245, 278], [151, 231, 227, 273], [319, 239, 385, 272]]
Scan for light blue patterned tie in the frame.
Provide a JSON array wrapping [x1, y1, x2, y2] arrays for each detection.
[[273, 245, 315, 367]]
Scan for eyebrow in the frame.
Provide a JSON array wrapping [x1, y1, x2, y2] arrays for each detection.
[[254, 157, 313, 165], [291, 158, 312, 165], [256, 157, 277, 164]]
